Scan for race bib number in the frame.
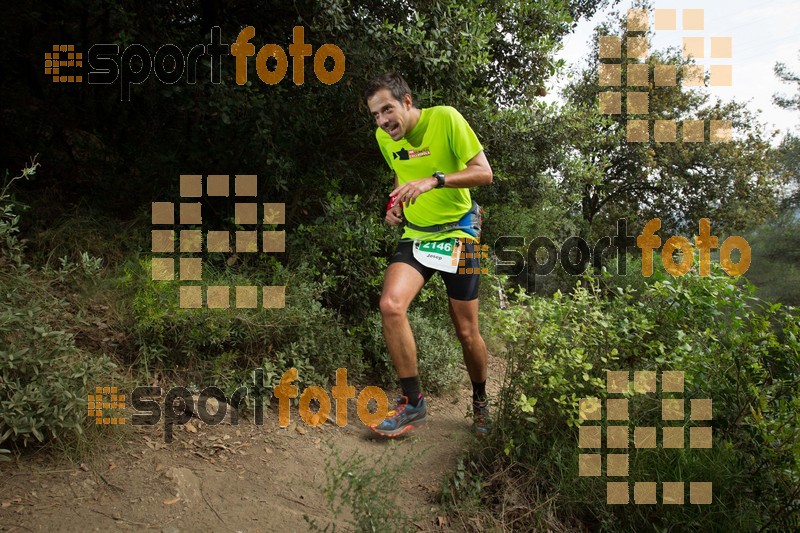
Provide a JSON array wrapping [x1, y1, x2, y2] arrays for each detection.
[[412, 238, 462, 273]]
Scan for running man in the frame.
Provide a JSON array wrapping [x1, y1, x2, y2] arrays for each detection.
[[364, 72, 493, 437]]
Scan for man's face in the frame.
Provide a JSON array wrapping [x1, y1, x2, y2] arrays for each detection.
[[367, 88, 413, 141]]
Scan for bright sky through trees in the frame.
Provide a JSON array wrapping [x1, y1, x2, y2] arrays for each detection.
[[551, 0, 800, 137]]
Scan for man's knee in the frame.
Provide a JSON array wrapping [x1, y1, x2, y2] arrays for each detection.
[[380, 294, 407, 319], [454, 325, 480, 346]]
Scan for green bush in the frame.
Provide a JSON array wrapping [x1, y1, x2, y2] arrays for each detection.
[[452, 268, 799, 531], [483, 201, 585, 296], [127, 190, 467, 395], [0, 163, 37, 267], [127, 256, 365, 390], [1, 161, 117, 451], [290, 192, 395, 321], [0, 285, 117, 448]]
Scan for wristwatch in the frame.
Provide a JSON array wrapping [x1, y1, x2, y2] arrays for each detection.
[[433, 171, 446, 188]]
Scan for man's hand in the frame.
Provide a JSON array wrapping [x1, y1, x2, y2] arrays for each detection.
[[390, 176, 437, 208], [385, 202, 404, 226]]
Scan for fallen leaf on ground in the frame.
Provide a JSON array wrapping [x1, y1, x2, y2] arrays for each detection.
[[163, 497, 181, 505]]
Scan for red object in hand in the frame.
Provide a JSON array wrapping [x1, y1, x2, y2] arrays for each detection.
[[386, 195, 399, 211]]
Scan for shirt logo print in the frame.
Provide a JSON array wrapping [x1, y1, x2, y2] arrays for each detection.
[[392, 148, 431, 160]]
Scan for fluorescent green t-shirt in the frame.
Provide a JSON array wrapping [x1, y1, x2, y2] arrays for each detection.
[[376, 106, 483, 242]]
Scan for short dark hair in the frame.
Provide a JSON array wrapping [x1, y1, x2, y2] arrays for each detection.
[[363, 72, 413, 104]]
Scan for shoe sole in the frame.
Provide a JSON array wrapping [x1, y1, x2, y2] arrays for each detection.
[[369, 417, 427, 438]]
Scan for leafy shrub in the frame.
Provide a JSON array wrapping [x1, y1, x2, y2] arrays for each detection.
[[127, 257, 365, 390], [127, 190, 468, 396], [0, 287, 117, 448], [0, 161, 37, 267], [484, 202, 585, 296], [290, 193, 395, 321], [451, 268, 799, 531], [1, 160, 117, 451]]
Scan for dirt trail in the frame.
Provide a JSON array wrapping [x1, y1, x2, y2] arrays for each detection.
[[0, 357, 502, 532]]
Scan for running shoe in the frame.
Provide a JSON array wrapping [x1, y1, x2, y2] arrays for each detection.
[[472, 400, 491, 437], [370, 396, 427, 437]]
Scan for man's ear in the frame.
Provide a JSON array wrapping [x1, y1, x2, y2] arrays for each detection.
[[403, 93, 413, 109]]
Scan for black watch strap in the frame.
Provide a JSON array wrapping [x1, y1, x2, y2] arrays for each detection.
[[433, 171, 446, 188]]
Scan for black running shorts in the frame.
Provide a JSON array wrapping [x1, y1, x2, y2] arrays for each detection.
[[388, 240, 481, 301]]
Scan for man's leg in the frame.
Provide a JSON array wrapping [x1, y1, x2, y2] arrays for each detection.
[[447, 295, 491, 436], [371, 260, 430, 437], [380, 261, 427, 378], [447, 298, 488, 385]]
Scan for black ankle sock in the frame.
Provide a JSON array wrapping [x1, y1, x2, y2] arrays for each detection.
[[472, 380, 487, 403], [400, 376, 422, 407]]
